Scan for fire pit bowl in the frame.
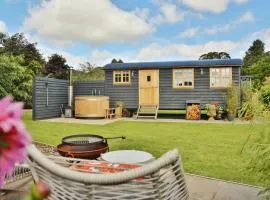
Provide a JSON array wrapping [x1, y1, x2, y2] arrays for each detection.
[[57, 134, 125, 159]]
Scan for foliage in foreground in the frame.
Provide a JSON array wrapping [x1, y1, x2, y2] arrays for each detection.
[[240, 79, 270, 199]]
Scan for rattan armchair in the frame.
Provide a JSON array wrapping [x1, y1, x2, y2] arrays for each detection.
[[27, 144, 189, 200]]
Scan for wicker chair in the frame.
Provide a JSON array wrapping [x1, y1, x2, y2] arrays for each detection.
[[2, 164, 32, 193], [27, 144, 189, 200]]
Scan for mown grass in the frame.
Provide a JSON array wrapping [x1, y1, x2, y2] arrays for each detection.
[[23, 111, 269, 187]]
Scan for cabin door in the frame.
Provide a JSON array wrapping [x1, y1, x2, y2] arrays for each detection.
[[139, 69, 159, 106]]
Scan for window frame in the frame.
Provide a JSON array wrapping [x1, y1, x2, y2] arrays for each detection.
[[209, 67, 232, 88], [113, 70, 131, 85], [172, 68, 194, 89]]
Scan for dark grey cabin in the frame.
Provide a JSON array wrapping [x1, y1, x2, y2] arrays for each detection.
[[104, 59, 242, 109]]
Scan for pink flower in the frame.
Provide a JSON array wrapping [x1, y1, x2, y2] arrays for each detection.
[[0, 96, 31, 187]]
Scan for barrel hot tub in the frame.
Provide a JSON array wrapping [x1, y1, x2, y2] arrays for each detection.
[[75, 96, 109, 118]]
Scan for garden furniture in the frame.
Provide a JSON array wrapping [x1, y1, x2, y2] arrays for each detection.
[[105, 108, 116, 119], [100, 149, 155, 164], [27, 144, 189, 200]]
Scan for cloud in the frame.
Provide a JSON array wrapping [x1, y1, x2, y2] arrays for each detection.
[[22, 0, 154, 45], [181, 0, 248, 13], [0, 20, 7, 32], [134, 2, 185, 25], [151, 3, 185, 24], [136, 28, 270, 61], [179, 27, 200, 38], [205, 12, 254, 35], [136, 41, 239, 60]]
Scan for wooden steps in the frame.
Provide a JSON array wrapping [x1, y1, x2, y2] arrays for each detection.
[[136, 105, 159, 119]]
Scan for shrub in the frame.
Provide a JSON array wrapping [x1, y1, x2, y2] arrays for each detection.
[[225, 84, 239, 116], [260, 79, 270, 108], [0, 54, 33, 106]]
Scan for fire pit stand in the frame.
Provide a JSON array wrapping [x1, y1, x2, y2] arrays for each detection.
[[57, 134, 125, 159]]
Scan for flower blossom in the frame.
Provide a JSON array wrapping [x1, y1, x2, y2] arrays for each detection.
[[0, 96, 31, 187]]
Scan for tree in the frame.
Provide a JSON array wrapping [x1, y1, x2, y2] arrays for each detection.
[[0, 32, 45, 74], [199, 52, 231, 60], [250, 55, 270, 89], [0, 54, 33, 105], [43, 54, 69, 79], [111, 58, 124, 63], [242, 39, 265, 75], [79, 62, 94, 73]]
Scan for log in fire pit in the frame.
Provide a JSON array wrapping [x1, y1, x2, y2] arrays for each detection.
[[57, 134, 125, 159]]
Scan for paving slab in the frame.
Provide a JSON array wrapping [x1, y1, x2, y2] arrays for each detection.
[[186, 174, 261, 200], [40, 117, 120, 125]]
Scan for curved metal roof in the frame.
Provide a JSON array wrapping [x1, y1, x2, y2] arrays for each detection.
[[104, 59, 243, 70]]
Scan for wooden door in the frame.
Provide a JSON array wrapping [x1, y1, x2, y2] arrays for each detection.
[[139, 69, 159, 106]]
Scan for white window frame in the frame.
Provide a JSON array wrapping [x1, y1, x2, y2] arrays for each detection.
[[172, 68, 194, 89], [113, 70, 131, 85], [210, 67, 232, 88]]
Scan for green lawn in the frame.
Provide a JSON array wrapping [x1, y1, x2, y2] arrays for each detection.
[[23, 111, 268, 187]]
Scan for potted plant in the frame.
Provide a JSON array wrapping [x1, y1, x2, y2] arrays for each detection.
[[216, 105, 224, 120], [206, 104, 216, 120], [115, 101, 124, 118], [225, 84, 239, 121]]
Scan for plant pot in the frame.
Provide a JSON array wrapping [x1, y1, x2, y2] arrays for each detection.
[[115, 106, 122, 118], [227, 112, 235, 121], [208, 116, 215, 121]]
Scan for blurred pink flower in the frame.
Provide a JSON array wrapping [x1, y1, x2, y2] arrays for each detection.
[[0, 96, 31, 187]]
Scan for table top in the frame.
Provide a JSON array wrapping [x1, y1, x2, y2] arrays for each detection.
[[101, 150, 154, 164]]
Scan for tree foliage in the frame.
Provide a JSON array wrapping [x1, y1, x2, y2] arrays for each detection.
[[0, 54, 33, 105], [250, 55, 270, 88], [72, 67, 104, 81], [43, 54, 70, 79], [242, 39, 265, 75], [199, 52, 231, 60], [111, 58, 124, 63], [79, 62, 95, 73], [0, 32, 45, 74]]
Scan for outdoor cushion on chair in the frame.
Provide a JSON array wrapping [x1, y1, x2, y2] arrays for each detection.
[[27, 144, 189, 200]]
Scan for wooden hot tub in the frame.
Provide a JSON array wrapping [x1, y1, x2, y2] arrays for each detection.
[[75, 96, 109, 118]]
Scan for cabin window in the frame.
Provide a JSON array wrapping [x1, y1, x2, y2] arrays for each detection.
[[147, 75, 151, 82], [210, 67, 232, 88], [173, 69, 194, 89], [113, 70, 131, 84]]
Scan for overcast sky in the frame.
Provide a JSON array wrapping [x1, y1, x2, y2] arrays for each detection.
[[0, 0, 269, 67]]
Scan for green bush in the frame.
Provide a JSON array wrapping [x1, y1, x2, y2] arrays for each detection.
[[0, 54, 33, 105], [260, 79, 270, 108], [225, 83, 239, 116]]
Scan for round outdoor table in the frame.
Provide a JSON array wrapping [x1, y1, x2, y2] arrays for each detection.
[[100, 150, 154, 164]]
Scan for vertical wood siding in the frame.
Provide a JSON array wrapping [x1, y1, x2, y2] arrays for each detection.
[[32, 77, 68, 120]]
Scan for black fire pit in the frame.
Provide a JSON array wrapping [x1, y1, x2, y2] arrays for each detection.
[[57, 134, 125, 159]]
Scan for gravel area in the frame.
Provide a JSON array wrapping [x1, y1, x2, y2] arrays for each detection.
[[33, 141, 60, 156]]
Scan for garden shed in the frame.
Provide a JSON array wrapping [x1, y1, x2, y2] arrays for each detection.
[[104, 59, 242, 109], [32, 59, 242, 120]]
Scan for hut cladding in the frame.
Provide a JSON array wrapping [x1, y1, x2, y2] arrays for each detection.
[[104, 59, 242, 109], [32, 59, 242, 120]]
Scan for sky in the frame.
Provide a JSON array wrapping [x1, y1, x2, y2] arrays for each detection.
[[0, 0, 270, 68]]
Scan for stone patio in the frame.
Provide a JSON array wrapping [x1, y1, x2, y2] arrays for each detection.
[[40, 117, 249, 125], [185, 174, 261, 200]]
